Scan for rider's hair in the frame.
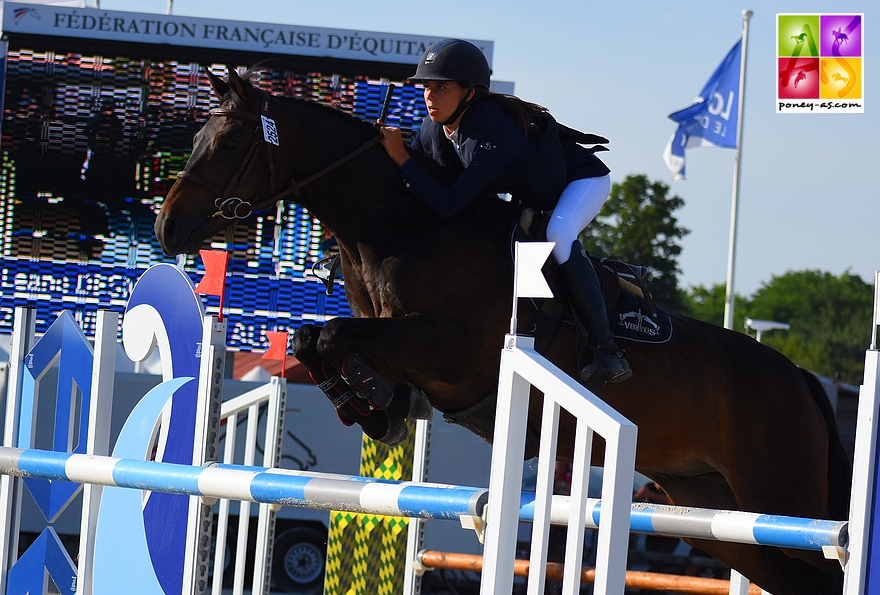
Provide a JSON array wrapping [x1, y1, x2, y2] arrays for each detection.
[[455, 82, 549, 136]]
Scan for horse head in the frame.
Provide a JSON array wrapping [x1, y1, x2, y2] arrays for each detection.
[[154, 68, 268, 254], [154, 67, 408, 256]]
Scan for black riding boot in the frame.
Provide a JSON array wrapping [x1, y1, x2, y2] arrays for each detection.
[[557, 241, 633, 389]]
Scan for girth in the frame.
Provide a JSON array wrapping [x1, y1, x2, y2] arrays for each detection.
[[443, 391, 541, 460]]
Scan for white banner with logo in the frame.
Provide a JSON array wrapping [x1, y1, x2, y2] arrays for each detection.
[[1, 2, 493, 67]]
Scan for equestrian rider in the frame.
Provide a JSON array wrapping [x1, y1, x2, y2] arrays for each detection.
[[377, 38, 632, 389]]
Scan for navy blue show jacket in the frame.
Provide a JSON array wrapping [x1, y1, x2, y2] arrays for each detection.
[[400, 98, 609, 218]]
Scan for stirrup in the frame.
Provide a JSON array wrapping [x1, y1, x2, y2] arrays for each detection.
[[579, 345, 633, 389]]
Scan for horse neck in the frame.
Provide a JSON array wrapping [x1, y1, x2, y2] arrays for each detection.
[[275, 101, 432, 249]]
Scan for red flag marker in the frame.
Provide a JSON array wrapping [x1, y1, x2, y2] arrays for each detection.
[[195, 249, 229, 321], [262, 330, 289, 377]]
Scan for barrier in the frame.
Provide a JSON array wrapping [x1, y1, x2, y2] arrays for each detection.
[[1, 258, 877, 595], [0, 266, 257, 595], [417, 550, 764, 595], [212, 378, 286, 594], [844, 270, 880, 595], [0, 447, 488, 520], [476, 264, 880, 595], [518, 495, 847, 553], [481, 333, 638, 595], [0, 445, 846, 555]]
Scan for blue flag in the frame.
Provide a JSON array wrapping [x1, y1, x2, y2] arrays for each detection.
[[663, 38, 742, 180]]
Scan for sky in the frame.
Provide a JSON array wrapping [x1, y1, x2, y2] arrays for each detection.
[[93, 0, 878, 298]]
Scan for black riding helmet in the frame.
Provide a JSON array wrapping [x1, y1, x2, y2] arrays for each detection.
[[411, 39, 491, 125]]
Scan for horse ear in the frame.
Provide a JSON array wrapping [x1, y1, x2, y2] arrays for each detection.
[[226, 66, 250, 101], [205, 68, 229, 98]]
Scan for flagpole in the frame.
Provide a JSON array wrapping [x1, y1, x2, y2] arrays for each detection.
[[722, 9, 753, 330]]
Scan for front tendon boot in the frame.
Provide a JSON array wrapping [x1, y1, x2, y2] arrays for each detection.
[[341, 351, 394, 410], [558, 241, 633, 390]]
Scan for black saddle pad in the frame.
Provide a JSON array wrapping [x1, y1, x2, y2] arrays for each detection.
[[609, 289, 673, 344]]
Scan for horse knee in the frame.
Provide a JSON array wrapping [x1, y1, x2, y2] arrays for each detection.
[[314, 317, 349, 365], [292, 324, 323, 367]]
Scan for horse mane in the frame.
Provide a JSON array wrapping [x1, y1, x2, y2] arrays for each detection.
[[226, 67, 508, 220], [234, 67, 381, 140]]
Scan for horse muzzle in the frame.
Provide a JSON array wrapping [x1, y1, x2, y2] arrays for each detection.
[[154, 186, 230, 256]]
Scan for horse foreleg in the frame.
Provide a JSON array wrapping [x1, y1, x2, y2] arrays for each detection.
[[292, 324, 408, 445]]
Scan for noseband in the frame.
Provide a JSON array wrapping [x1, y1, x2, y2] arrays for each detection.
[[176, 90, 381, 220]]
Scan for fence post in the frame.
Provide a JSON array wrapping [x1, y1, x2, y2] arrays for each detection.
[[0, 308, 36, 595], [845, 271, 880, 595], [480, 335, 533, 595], [76, 310, 118, 595]]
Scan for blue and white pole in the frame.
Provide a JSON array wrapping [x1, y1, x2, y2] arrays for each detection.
[[0, 446, 848, 554]]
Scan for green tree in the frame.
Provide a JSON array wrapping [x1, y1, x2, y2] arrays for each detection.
[[680, 272, 871, 384], [747, 270, 872, 384], [680, 283, 750, 330], [580, 174, 690, 311]]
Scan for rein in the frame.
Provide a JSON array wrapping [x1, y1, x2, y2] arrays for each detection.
[[177, 90, 381, 220]]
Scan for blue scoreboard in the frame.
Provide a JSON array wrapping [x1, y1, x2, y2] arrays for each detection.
[[0, 4, 488, 352]]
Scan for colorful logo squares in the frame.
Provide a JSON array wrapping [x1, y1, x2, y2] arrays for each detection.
[[776, 14, 864, 113]]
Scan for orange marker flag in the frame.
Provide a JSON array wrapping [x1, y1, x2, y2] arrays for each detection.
[[195, 249, 229, 321], [262, 330, 289, 377]]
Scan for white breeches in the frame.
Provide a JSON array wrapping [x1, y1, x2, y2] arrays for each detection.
[[546, 174, 611, 264]]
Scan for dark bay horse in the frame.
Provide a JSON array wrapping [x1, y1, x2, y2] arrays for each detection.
[[154, 68, 850, 595]]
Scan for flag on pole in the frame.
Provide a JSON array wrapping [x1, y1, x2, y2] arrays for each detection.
[[194, 249, 229, 296], [263, 330, 289, 377], [195, 249, 229, 322], [662, 38, 743, 181], [509, 241, 554, 335], [514, 242, 555, 299]]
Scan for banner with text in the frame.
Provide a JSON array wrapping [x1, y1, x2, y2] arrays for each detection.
[[1, 2, 493, 67]]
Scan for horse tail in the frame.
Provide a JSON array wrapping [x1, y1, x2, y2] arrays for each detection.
[[800, 368, 852, 520]]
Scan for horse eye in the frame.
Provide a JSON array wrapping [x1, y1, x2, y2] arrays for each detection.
[[221, 139, 238, 150]]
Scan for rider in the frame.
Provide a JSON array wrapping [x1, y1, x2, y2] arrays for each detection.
[[378, 38, 632, 389]]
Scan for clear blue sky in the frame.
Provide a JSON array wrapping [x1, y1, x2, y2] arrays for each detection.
[[97, 0, 879, 298]]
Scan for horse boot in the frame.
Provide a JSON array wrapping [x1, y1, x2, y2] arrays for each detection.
[[558, 241, 633, 390], [313, 360, 370, 417], [341, 351, 395, 410], [308, 362, 408, 446]]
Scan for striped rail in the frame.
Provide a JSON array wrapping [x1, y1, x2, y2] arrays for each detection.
[[0, 446, 846, 555]]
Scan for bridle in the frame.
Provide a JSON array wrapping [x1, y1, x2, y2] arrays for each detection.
[[176, 89, 382, 220]]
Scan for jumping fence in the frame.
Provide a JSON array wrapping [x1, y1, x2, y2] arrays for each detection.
[[0, 265, 878, 595]]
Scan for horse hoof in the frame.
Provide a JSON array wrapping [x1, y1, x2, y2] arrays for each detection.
[[377, 415, 409, 447], [355, 410, 403, 445], [342, 352, 394, 410], [394, 383, 434, 420]]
